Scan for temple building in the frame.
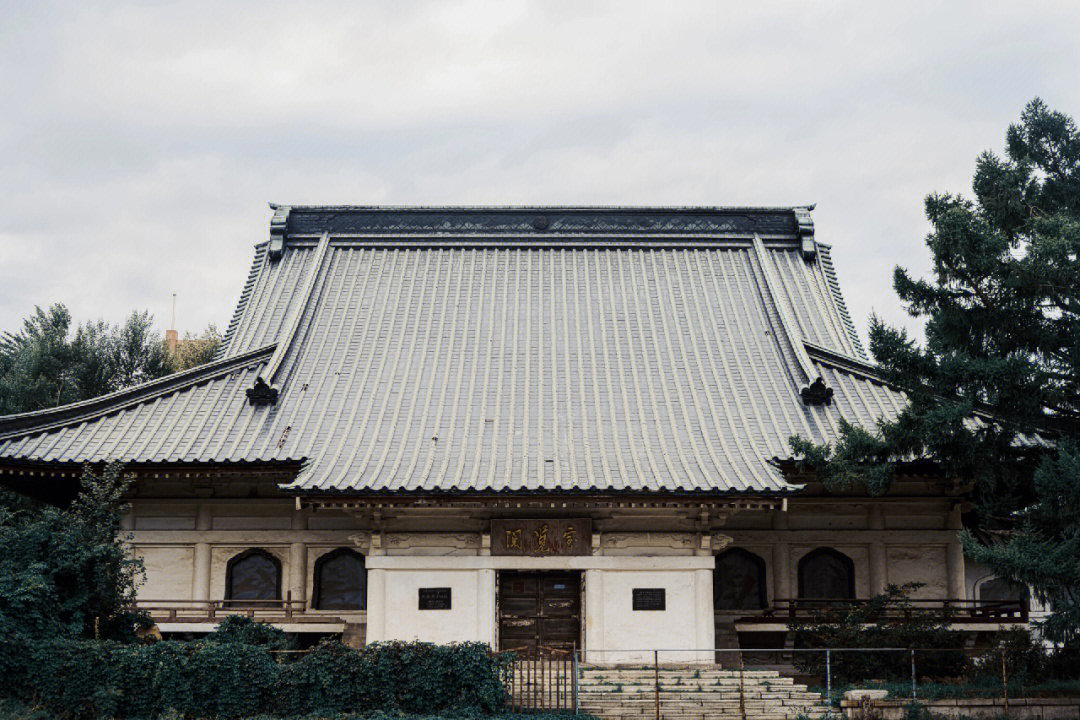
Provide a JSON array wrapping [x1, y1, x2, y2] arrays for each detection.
[[0, 206, 1031, 661]]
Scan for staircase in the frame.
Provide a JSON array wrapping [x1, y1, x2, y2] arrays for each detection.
[[577, 665, 830, 720]]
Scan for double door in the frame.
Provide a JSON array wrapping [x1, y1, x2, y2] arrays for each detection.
[[497, 571, 581, 657]]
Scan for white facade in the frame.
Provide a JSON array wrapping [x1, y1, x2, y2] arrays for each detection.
[[122, 490, 1018, 664]]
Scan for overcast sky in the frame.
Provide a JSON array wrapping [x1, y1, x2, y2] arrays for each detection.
[[2, 1, 1078, 349]]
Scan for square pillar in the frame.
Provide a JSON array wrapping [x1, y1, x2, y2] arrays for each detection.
[[366, 568, 387, 641], [869, 541, 887, 596], [772, 542, 791, 601], [583, 569, 605, 663]]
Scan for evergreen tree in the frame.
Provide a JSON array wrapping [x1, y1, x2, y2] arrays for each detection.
[[0, 305, 178, 414], [791, 98, 1080, 644]]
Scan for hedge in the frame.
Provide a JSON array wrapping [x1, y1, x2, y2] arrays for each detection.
[[0, 634, 514, 720], [0, 704, 591, 720]]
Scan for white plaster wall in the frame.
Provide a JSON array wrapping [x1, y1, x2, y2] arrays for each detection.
[[886, 545, 948, 598], [366, 569, 495, 646], [585, 570, 713, 664], [136, 546, 194, 600]]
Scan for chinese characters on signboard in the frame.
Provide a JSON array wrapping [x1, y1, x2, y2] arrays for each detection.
[[418, 587, 452, 610], [490, 518, 592, 556]]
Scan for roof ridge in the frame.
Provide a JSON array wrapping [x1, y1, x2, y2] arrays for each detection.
[[259, 232, 332, 391], [0, 344, 276, 440], [272, 205, 810, 246], [816, 243, 867, 360], [216, 243, 267, 360], [274, 203, 813, 212], [749, 235, 833, 406], [803, 341, 885, 383]]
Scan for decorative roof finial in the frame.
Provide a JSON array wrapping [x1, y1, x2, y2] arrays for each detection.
[[800, 377, 833, 406], [793, 206, 816, 261], [247, 377, 279, 406], [268, 205, 290, 261]]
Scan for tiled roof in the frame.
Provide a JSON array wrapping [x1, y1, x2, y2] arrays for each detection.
[[0, 206, 901, 495]]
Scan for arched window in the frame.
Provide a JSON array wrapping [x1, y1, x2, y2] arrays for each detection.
[[978, 576, 1030, 610], [798, 547, 855, 599], [225, 549, 281, 605], [714, 548, 767, 611], [312, 548, 367, 610]]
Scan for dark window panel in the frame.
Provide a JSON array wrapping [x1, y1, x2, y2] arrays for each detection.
[[715, 548, 767, 610], [797, 547, 855, 600], [225, 549, 281, 604], [313, 549, 367, 611]]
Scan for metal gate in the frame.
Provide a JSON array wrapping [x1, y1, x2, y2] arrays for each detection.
[[506, 655, 577, 711]]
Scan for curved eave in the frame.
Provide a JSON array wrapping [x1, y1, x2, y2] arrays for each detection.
[[0, 344, 276, 440]]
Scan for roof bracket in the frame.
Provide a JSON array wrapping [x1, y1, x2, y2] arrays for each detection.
[[751, 234, 834, 406], [246, 377, 279, 406], [800, 377, 834, 406], [793, 206, 816, 261], [268, 204, 290, 261]]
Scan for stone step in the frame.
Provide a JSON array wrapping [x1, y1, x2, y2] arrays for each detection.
[[579, 672, 791, 683], [579, 678, 799, 687], [579, 708, 830, 718], [579, 709, 829, 720], [566, 663, 826, 720]]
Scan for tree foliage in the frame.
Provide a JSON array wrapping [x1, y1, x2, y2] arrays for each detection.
[[0, 304, 171, 414], [0, 463, 146, 642], [790, 98, 1080, 643], [0, 305, 220, 415], [168, 324, 222, 372], [793, 584, 966, 682]]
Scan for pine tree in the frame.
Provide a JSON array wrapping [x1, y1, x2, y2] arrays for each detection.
[[791, 99, 1080, 644]]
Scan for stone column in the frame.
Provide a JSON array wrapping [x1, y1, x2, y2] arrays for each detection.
[[583, 569, 604, 663], [772, 543, 791, 601], [289, 543, 307, 608], [869, 541, 887, 595], [476, 568, 496, 649], [946, 504, 966, 599], [288, 509, 308, 608], [366, 569, 386, 641], [694, 568, 716, 663], [192, 503, 212, 602], [946, 541, 966, 599]]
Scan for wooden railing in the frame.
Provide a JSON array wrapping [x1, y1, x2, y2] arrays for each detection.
[[135, 592, 357, 624], [733, 598, 1028, 624]]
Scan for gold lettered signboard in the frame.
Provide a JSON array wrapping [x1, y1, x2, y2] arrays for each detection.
[[491, 518, 592, 556]]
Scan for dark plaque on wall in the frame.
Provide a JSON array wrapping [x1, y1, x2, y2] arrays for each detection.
[[418, 587, 452, 610], [632, 588, 666, 611], [491, 518, 592, 556]]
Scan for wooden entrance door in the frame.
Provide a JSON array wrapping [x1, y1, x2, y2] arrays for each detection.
[[498, 571, 581, 657]]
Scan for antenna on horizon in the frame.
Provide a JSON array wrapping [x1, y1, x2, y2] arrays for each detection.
[[166, 292, 179, 353]]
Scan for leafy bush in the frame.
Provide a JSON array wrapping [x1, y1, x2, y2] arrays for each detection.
[[208, 615, 298, 651], [793, 584, 967, 682], [0, 633, 513, 720], [0, 462, 147, 643], [0, 701, 593, 720]]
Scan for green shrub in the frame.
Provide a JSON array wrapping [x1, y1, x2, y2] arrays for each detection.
[[793, 584, 966, 682], [0, 632, 512, 720]]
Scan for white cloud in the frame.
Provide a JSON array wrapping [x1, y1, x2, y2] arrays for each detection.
[[2, 0, 1079, 348]]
